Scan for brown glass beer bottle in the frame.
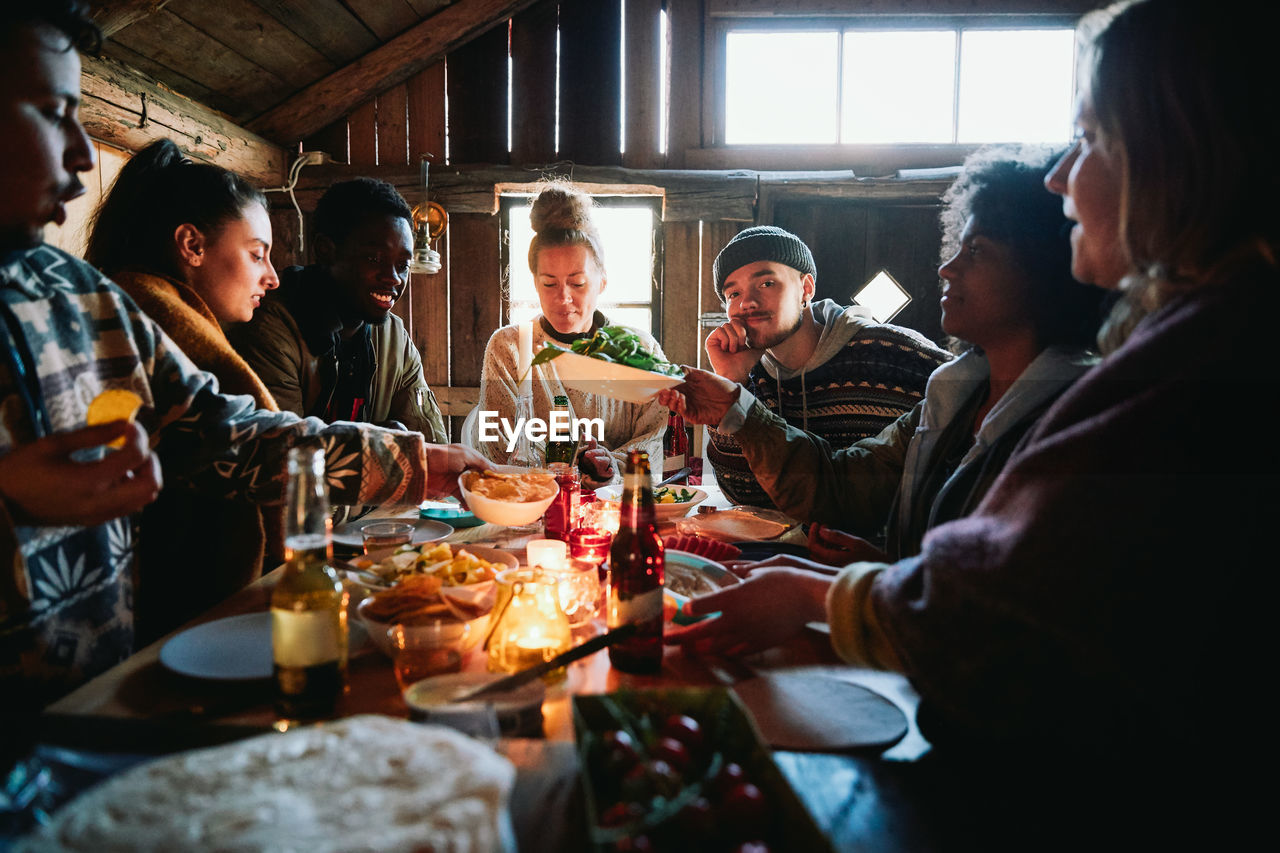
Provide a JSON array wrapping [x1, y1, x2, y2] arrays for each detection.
[[607, 450, 664, 673]]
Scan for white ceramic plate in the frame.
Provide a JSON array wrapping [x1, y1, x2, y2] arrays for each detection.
[[354, 544, 519, 576], [594, 485, 707, 521], [674, 506, 797, 542], [159, 612, 272, 681], [331, 516, 452, 550], [546, 350, 683, 404]]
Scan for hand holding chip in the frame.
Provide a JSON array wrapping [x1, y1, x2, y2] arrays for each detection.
[[0, 389, 160, 526]]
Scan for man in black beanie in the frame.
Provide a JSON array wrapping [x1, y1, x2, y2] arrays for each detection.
[[693, 226, 950, 509]]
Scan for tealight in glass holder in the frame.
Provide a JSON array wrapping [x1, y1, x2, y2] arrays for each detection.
[[486, 568, 573, 682]]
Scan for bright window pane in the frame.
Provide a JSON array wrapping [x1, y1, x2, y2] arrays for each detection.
[[958, 29, 1075, 143], [506, 200, 656, 332], [842, 31, 956, 143], [852, 270, 911, 322], [725, 32, 838, 144]]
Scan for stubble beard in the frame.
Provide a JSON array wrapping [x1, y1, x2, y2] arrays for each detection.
[[749, 307, 805, 351]]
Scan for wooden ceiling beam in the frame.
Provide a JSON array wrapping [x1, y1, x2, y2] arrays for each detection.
[[80, 53, 287, 187], [247, 0, 542, 145], [90, 0, 173, 38]]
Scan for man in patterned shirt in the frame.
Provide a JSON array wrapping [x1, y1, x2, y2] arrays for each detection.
[[0, 0, 483, 713], [699, 226, 950, 510]]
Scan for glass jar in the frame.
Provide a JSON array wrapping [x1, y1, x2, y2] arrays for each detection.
[[486, 568, 573, 682]]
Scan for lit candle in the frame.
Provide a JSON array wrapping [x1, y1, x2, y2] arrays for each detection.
[[527, 538, 568, 571]]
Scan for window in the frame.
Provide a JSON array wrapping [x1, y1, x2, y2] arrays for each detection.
[[852, 270, 911, 323], [501, 195, 662, 335], [719, 21, 1076, 146]]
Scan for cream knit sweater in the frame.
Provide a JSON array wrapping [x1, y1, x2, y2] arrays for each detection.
[[469, 317, 666, 485]]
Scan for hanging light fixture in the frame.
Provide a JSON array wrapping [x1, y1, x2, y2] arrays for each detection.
[[409, 155, 448, 275]]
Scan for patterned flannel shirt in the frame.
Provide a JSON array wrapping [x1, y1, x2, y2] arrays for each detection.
[[1, 246, 428, 708]]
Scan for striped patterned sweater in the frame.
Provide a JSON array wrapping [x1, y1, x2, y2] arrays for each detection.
[[707, 319, 950, 514]]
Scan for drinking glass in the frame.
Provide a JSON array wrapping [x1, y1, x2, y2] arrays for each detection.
[[361, 521, 414, 553], [543, 463, 580, 541], [389, 621, 470, 690], [541, 562, 602, 627], [569, 526, 613, 587]]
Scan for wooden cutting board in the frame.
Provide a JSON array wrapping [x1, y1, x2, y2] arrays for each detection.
[[732, 672, 908, 753]]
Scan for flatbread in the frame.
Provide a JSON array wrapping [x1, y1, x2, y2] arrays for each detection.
[[17, 715, 514, 852], [685, 509, 788, 542]]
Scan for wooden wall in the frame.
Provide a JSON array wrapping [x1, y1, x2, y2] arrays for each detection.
[[45, 141, 130, 258], [265, 0, 954, 437], [279, 0, 689, 436]]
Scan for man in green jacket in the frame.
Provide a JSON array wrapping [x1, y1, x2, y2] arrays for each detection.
[[230, 178, 447, 442]]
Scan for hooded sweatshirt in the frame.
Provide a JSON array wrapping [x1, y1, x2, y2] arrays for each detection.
[[707, 298, 950, 510]]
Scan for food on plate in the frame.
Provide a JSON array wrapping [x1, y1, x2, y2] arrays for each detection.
[[15, 715, 514, 852], [662, 535, 742, 562], [359, 543, 502, 623], [463, 468, 557, 503], [363, 541, 503, 586], [86, 388, 143, 447], [665, 562, 731, 599], [653, 486, 696, 504], [680, 509, 789, 542], [361, 574, 450, 623], [532, 324, 683, 376]]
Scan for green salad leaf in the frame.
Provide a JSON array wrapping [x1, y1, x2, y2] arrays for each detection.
[[531, 325, 684, 377]]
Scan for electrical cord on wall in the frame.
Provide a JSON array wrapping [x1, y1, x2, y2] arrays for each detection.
[[264, 150, 330, 257]]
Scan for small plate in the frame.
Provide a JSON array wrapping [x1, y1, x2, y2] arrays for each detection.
[[545, 350, 683, 404], [331, 516, 452, 549], [420, 498, 484, 528], [159, 612, 272, 681]]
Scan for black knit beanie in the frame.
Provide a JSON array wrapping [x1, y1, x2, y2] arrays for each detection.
[[712, 226, 816, 301]]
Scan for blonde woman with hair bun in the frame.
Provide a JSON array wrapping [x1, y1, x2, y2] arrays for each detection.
[[470, 182, 666, 485]]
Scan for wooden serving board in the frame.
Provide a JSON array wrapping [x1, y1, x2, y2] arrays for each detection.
[[732, 672, 908, 753]]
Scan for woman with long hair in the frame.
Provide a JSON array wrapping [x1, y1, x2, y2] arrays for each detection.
[[471, 182, 666, 485], [664, 0, 1275, 839], [86, 138, 282, 642]]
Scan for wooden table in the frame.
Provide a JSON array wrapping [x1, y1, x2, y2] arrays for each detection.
[[37, 497, 939, 851]]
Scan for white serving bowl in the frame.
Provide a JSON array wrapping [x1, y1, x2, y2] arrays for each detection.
[[459, 464, 559, 526], [593, 484, 708, 521], [549, 350, 684, 404]]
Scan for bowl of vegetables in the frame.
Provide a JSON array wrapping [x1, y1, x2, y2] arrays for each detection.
[[594, 484, 707, 521], [532, 326, 684, 404], [351, 542, 517, 658]]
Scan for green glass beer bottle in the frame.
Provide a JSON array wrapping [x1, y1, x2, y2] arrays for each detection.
[[545, 394, 578, 466], [272, 443, 349, 723]]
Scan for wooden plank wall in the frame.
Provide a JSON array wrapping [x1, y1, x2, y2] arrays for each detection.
[[268, 1, 945, 437], [45, 141, 131, 258], [284, 0, 716, 429]]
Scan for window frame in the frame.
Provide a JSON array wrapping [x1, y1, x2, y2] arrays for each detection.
[[704, 12, 1081, 155]]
